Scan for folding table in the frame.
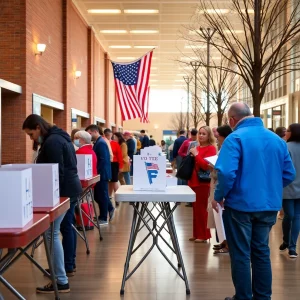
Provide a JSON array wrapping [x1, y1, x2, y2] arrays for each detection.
[[30, 197, 70, 258], [0, 214, 60, 300], [115, 185, 195, 295], [73, 175, 102, 255]]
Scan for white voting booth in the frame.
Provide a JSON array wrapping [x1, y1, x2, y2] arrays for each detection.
[[3, 164, 60, 208], [76, 154, 93, 180], [0, 168, 33, 228]]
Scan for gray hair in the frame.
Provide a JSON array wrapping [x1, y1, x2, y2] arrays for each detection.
[[228, 102, 252, 120], [74, 130, 92, 144]]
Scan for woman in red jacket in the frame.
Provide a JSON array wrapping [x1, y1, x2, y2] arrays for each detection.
[[188, 126, 217, 243], [74, 130, 97, 176]]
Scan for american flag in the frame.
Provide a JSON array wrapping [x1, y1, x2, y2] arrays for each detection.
[[111, 51, 153, 122], [145, 162, 159, 171], [140, 86, 150, 123]]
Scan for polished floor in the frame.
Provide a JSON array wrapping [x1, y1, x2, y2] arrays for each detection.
[[1, 203, 300, 300]]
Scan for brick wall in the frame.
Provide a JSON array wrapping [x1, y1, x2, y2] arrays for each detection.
[[0, 0, 118, 163], [67, 1, 88, 114], [0, 0, 27, 164], [93, 40, 106, 121], [26, 0, 63, 103]]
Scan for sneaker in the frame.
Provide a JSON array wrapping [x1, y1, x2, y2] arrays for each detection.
[[109, 208, 115, 221], [99, 219, 108, 226], [289, 250, 298, 258], [279, 242, 288, 251], [36, 282, 70, 294]]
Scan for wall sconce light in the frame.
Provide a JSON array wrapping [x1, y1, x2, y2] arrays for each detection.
[[74, 71, 82, 79], [35, 44, 46, 55]]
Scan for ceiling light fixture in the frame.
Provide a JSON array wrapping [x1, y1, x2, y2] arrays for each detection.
[[198, 9, 230, 14], [130, 30, 158, 34], [134, 46, 157, 49], [100, 30, 128, 34], [124, 9, 159, 14], [87, 9, 121, 14], [241, 9, 254, 14], [109, 45, 132, 49]]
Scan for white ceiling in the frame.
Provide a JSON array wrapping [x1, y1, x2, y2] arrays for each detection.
[[73, 0, 232, 89]]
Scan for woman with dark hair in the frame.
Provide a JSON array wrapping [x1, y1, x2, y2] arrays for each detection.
[[23, 114, 82, 293], [113, 132, 130, 185], [71, 128, 80, 150], [280, 123, 300, 258], [207, 125, 232, 254]]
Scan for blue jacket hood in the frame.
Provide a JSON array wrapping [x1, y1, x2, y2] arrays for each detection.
[[214, 117, 295, 212]]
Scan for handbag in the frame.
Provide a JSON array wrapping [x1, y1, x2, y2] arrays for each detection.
[[176, 155, 195, 180], [197, 169, 211, 183]]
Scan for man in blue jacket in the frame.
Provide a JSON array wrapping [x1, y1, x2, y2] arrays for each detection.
[[173, 130, 187, 185], [212, 103, 295, 300], [86, 125, 114, 225]]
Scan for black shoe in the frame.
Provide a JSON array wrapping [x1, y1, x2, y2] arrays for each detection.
[[36, 282, 70, 294], [279, 242, 288, 251], [289, 250, 298, 258], [185, 203, 192, 207], [224, 296, 235, 300], [115, 201, 120, 207]]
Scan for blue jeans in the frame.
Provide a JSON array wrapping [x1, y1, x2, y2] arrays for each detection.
[[123, 172, 131, 185], [47, 213, 68, 285], [223, 207, 277, 300], [282, 199, 300, 251], [94, 180, 114, 221], [60, 200, 77, 272]]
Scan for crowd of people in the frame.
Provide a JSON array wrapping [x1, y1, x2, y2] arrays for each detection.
[[22, 101, 300, 300], [23, 115, 154, 294]]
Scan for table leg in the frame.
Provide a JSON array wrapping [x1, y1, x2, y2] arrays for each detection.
[[0, 276, 25, 300], [30, 235, 40, 258], [76, 197, 90, 254], [42, 232, 60, 300], [162, 203, 181, 267], [120, 202, 139, 295], [167, 203, 190, 295], [89, 189, 103, 241]]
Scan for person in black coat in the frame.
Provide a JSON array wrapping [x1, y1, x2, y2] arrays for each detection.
[[149, 135, 156, 146], [23, 114, 82, 293], [140, 129, 150, 148]]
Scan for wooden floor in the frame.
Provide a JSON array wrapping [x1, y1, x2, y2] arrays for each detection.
[[1, 203, 300, 300]]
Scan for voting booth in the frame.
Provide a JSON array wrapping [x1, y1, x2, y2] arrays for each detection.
[[76, 154, 93, 180], [0, 168, 33, 228], [3, 164, 60, 208]]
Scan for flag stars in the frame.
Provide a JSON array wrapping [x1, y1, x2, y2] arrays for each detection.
[[112, 61, 140, 85]]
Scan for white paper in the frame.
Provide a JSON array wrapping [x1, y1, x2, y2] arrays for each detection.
[[204, 155, 218, 167], [213, 204, 226, 242], [133, 154, 166, 191]]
